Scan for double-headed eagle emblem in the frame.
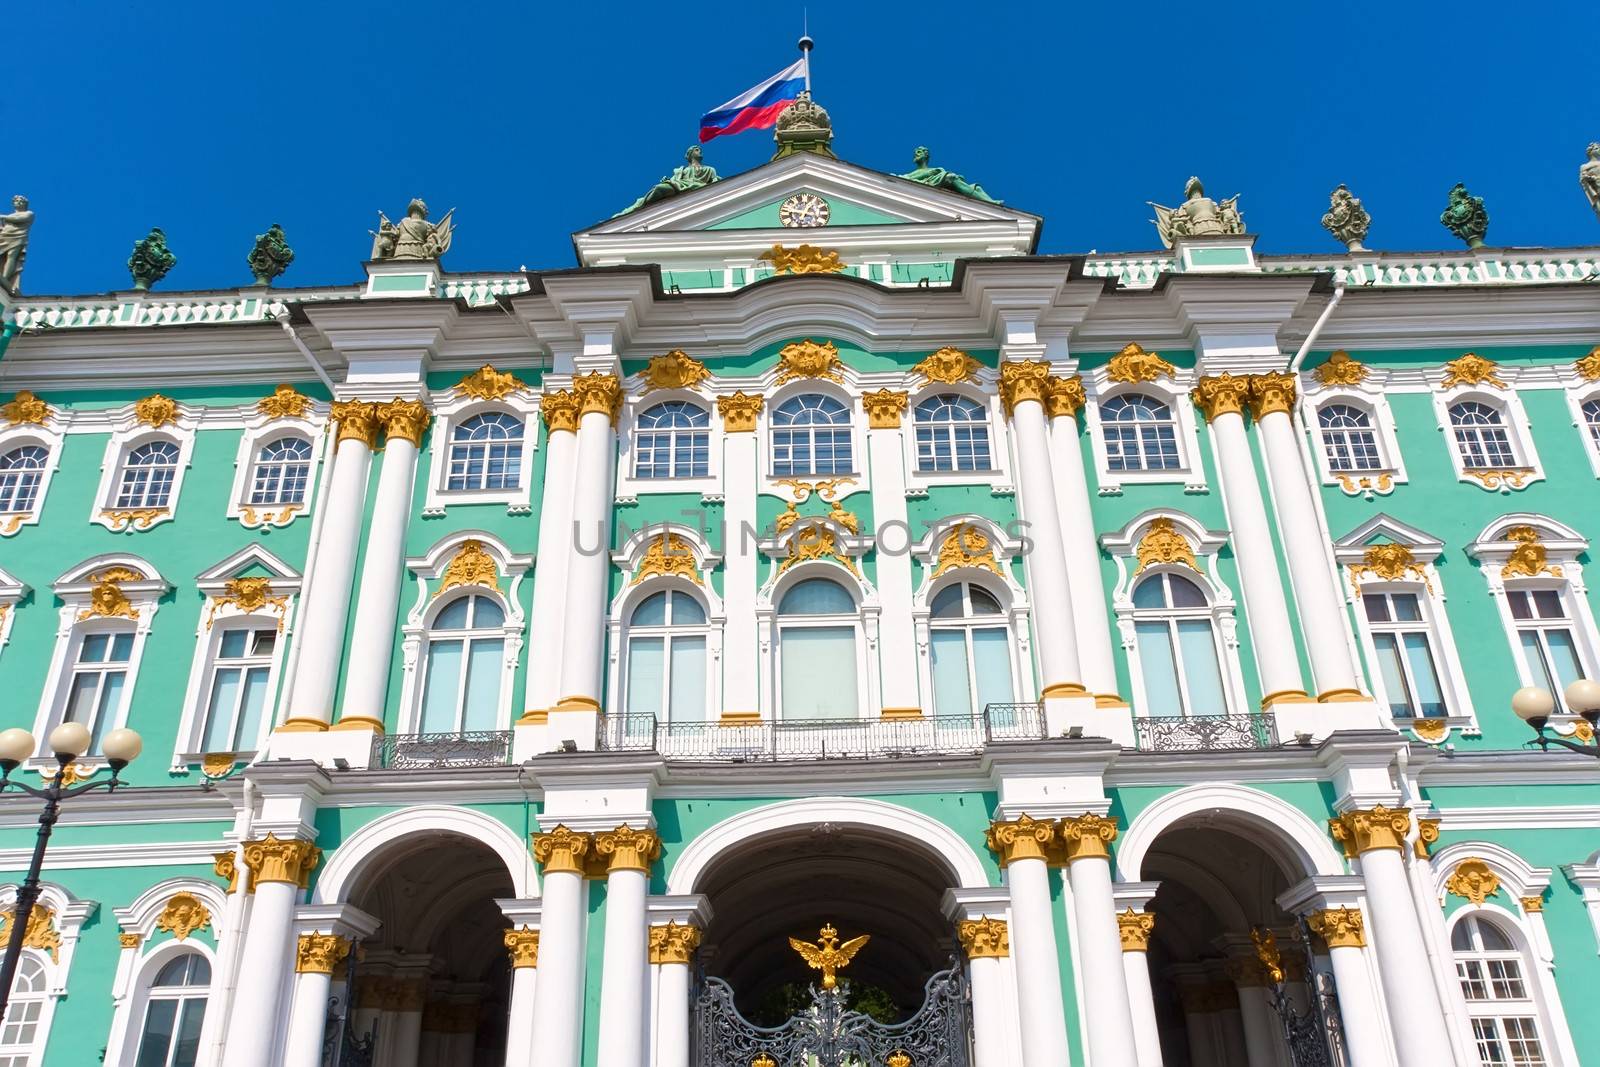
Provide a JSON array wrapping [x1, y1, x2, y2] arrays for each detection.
[[788, 923, 870, 990]]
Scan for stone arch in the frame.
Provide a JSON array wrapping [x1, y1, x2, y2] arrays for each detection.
[[312, 804, 537, 904], [1116, 783, 1346, 883]]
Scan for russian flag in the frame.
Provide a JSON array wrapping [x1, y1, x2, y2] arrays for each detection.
[[699, 59, 807, 143]]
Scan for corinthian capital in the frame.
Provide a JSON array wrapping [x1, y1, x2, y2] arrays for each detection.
[[998, 361, 1052, 417], [1059, 813, 1119, 863], [1117, 909, 1155, 951], [592, 824, 662, 875], [572, 372, 624, 425], [956, 917, 1009, 959], [1307, 906, 1365, 948], [242, 833, 322, 888], [504, 927, 540, 968], [648, 921, 702, 964], [531, 825, 593, 875], [1190, 374, 1252, 422], [330, 400, 382, 447], [984, 814, 1055, 867], [378, 398, 431, 445], [1044, 374, 1086, 418], [1328, 805, 1411, 857], [296, 933, 352, 974], [1247, 372, 1297, 418]]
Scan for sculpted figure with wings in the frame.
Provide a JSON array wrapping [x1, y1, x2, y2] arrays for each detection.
[[788, 923, 870, 990]]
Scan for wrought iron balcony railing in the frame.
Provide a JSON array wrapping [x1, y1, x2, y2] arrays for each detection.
[[1133, 714, 1278, 753], [369, 730, 513, 769]]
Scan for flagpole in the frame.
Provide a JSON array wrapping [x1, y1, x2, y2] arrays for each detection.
[[799, 30, 813, 93]]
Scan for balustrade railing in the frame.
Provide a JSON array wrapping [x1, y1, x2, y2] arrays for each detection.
[[369, 730, 512, 769], [1133, 714, 1277, 752]]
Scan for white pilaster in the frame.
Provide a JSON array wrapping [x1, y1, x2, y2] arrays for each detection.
[[525, 400, 579, 714], [1112, 883, 1164, 1067], [865, 396, 920, 714], [719, 412, 761, 716], [556, 377, 621, 724], [282, 905, 380, 1067], [1320, 937, 1392, 1067], [224, 834, 321, 1067], [989, 816, 1073, 1067], [1356, 845, 1455, 1062], [505, 965, 538, 1067]]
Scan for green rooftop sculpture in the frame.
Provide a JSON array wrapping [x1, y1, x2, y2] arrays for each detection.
[[1440, 183, 1489, 248], [247, 224, 294, 286], [615, 147, 721, 217], [1580, 143, 1600, 223], [899, 146, 1000, 204], [128, 228, 177, 290], [1322, 185, 1371, 252]]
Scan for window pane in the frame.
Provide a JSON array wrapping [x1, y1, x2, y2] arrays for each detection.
[[670, 592, 706, 626], [1135, 621, 1183, 717], [626, 637, 664, 716], [971, 628, 1014, 709], [1167, 575, 1206, 608], [81, 632, 110, 662], [219, 629, 248, 658], [1363, 594, 1391, 623], [668, 636, 707, 722], [631, 592, 668, 627], [472, 597, 505, 629], [420, 640, 464, 732], [461, 638, 503, 732], [1507, 591, 1531, 620], [780, 627, 857, 719], [434, 597, 471, 630], [66, 673, 102, 726], [1373, 634, 1414, 717], [93, 672, 125, 751], [1545, 629, 1583, 693], [239, 665, 274, 745], [172, 999, 206, 1067], [968, 586, 1003, 615], [135, 999, 178, 1067], [929, 630, 972, 719], [1401, 632, 1447, 717], [111, 632, 135, 661], [1531, 590, 1564, 619], [1518, 632, 1558, 694], [1176, 620, 1227, 717], [779, 579, 854, 616], [202, 668, 243, 752], [1131, 578, 1167, 610], [1391, 593, 1422, 621]]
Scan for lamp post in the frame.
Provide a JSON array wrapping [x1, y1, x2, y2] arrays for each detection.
[[1511, 679, 1600, 757], [0, 722, 141, 1020]]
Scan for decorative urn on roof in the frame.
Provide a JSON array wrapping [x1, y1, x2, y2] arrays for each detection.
[[771, 92, 836, 160], [127, 228, 177, 291]]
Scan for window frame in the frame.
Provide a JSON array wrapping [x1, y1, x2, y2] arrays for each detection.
[[1566, 382, 1600, 481], [0, 565, 24, 663], [618, 392, 720, 497], [226, 402, 326, 529], [1125, 569, 1236, 719], [414, 592, 514, 735], [619, 587, 713, 723], [422, 396, 538, 513], [755, 565, 878, 723], [1300, 386, 1409, 498], [91, 410, 197, 532], [0, 884, 94, 1067], [920, 578, 1022, 720], [766, 390, 858, 480], [0, 419, 64, 538], [606, 526, 725, 719], [105, 916, 224, 1067], [1083, 377, 1206, 493], [1431, 384, 1544, 492], [901, 383, 1011, 493], [0, 952, 51, 1067], [773, 575, 867, 721]]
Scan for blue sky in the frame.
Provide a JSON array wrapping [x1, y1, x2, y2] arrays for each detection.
[[8, 1, 1600, 295]]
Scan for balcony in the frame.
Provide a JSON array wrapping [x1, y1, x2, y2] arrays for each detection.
[[1132, 714, 1278, 753], [370, 730, 513, 769]]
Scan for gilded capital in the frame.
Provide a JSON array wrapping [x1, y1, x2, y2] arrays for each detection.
[[1117, 908, 1155, 951], [572, 372, 624, 425], [531, 825, 593, 875], [715, 391, 764, 432], [1044, 374, 1086, 418], [592, 824, 663, 875], [540, 390, 579, 434], [213, 850, 241, 893], [1328, 805, 1411, 857], [1414, 818, 1440, 859], [1306, 907, 1365, 948], [956, 917, 1009, 959], [1247, 372, 1297, 418], [242, 833, 321, 887], [378, 398, 431, 446], [1190, 374, 1252, 422], [330, 400, 382, 447], [648, 921, 702, 964], [998, 360, 1052, 417], [296, 932, 352, 974], [504, 927, 540, 968], [984, 814, 1056, 867], [861, 389, 909, 429], [1059, 813, 1119, 863]]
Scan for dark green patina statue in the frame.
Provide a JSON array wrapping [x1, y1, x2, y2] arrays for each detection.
[[616, 147, 721, 217], [899, 146, 1000, 204], [247, 224, 294, 286], [128, 228, 177, 290], [1440, 183, 1489, 248]]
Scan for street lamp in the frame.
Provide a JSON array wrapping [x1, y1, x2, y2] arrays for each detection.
[[1511, 679, 1600, 757], [0, 724, 141, 1020]]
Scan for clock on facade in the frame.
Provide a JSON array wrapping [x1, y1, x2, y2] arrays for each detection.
[[778, 193, 830, 228]]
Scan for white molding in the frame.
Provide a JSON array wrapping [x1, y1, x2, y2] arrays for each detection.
[[1564, 380, 1600, 480], [224, 404, 327, 529], [900, 378, 1014, 493], [420, 389, 539, 512], [606, 523, 725, 720], [1436, 806, 1600, 830], [616, 386, 722, 498], [0, 414, 66, 538], [1081, 368, 1207, 493], [1297, 378, 1408, 498], [1430, 382, 1545, 493], [88, 404, 201, 532], [1116, 782, 1348, 882], [1440, 902, 1581, 1067], [311, 803, 539, 904]]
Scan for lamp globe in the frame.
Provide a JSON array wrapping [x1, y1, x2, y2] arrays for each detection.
[[0, 729, 36, 766], [1564, 679, 1600, 717], [1511, 686, 1556, 724], [101, 728, 143, 766], [46, 722, 92, 759]]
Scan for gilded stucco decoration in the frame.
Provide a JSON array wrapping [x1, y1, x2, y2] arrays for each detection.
[[201, 753, 239, 779], [715, 391, 764, 432], [1521, 895, 1545, 913], [377, 398, 431, 446], [1314, 350, 1369, 387], [631, 531, 702, 586], [1445, 858, 1501, 906], [205, 576, 288, 630], [638, 350, 710, 393], [774, 339, 844, 386], [997, 360, 1052, 416], [1440, 352, 1507, 390], [985, 815, 1055, 867], [0, 904, 60, 961], [241, 834, 321, 888], [329, 400, 382, 447], [1134, 517, 1201, 574], [257, 384, 312, 420], [213, 851, 241, 894], [1190, 374, 1252, 421], [40, 762, 93, 788], [133, 393, 180, 428], [79, 566, 143, 621], [772, 477, 854, 504], [1116, 910, 1155, 952], [648, 922, 701, 965], [1248, 372, 1298, 418], [1414, 818, 1441, 859], [1500, 525, 1562, 579], [1107, 342, 1176, 383], [435, 539, 501, 597], [1250, 928, 1287, 986], [531, 825, 593, 875], [454, 364, 525, 401], [1347, 542, 1431, 595], [295, 933, 352, 975], [504, 927, 540, 968], [956, 917, 1010, 959], [119, 932, 144, 949], [155, 892, 212, 941], [572, 372, 624, 425], [1576, 346, 1600, 381], [1306, 907, 1365, 949], [931, 524, 1002, 578], [1410, 719, 1449, 743], [1044, 375, 1086, 418], [1060, 813, 1119, 862], [1462, 468, 1534, 491], [860, 389, 908, 428], [1328, 805, 1411, 857], [779, 519, 861, 579], [763, 243, 845, 275], [539, 390, 579, 435], [913, 347, 982, 385], [101, 507, 168, 532], [1, 389, 52, 426]]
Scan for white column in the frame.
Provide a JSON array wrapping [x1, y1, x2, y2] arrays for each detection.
[[955, 917, 1017, 1067], [337, 399, 428, 730], [1117, 910, 1165, 1067], [387, 989, 425, 1067], [717, 394, 762, 717], [649, 922, 700, 1067], [524, 394, 579, 714], [1251, 379, 1363, 701], [1193, 377, 1306, 704], [987, 818, 1071, 1067], [1046, 380, 1122, 703], [199, 839, 251, 1067], [863, 392, 920, 714], [1061, 815, 1138, 1067], [503, 928, 539, 1067], [529, 830, 590, 1067], [280, 404, 377, 728], [595, 827, 658, 1067], [224, 838, 319, 1067], [556, 375, 621, 713], [1305, 908, 1390, 1067], [1232, 984, 1282, 1067], [1331, 811, 1454, 1062], [282, 934, 352, 1067]]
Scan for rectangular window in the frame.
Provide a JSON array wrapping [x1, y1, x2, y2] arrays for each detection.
[[1507, 588, 1587, 711], [780, 627, 857, 719], [1362, 591, 1449, 718], [200, 627, 275, 753], [65, 630, 135, 752], [668, 635, 707, 721]]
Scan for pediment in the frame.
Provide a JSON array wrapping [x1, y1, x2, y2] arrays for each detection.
[[195, 544, 301, 586]]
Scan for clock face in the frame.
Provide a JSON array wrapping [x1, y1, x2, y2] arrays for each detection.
[[779, 193, 830, 228]]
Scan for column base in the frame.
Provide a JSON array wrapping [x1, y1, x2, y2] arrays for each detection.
[[879, 707, 923, 721], [720, 711, 761, 724], [264, 725, 379, 768], [1093, 693, 1129, 709], [1043, 691, 1134, 747], [1317, 688, 1369, 703], [274, 717, 330, 733], [330, 716, 385, 733], [1260, 689, 1314, 707], [1269, 697, 1388, 742]]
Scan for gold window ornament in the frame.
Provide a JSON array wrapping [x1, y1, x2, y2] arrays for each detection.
[[931, 523, 1002, 578], [911, 346, 982, 385], [133, 393, 180, 428], [1, 389, 53, 426], [257, 384, 312, 420], [78, 566, 144, 621], [1446, 858, 1501, 906], [155, 893, 212, 941], [204, 576, 289, 630], [1576, 346, 1600, 381], [1347, 542, 1432, 595], [1500, 525, 1562, 579], [454, 364, 525, 401], [638, 350, 710, 393], [631, 531, 702, 586], [1440, 352, 1507, 390], [0, 904, 60, 961], [435, 539, 501, 597], [1314, 350, 1369, 386], [1134, 517, 1201, 574], [1106, 342, 1177, 383], [773, 339, 844, 385]]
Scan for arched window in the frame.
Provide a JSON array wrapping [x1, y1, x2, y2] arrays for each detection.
[[777, 578, 858, 719], [771, 395, 852, 476], [1101, 394, 1180, 472], [419, 595, 506, 733], [1131, 572, 1227, 717], [0, 954, 48, 1066], [1582, 398, 1600, 452], [133, 953, 211, 1067], [624, 591, 708, 721], [447, 413, 524, 491], [247, 437, 312, 507], [198, 624, 277, 753], [928, 582, 1013, 718], [1318, 404, 1383, 472], [116, 441, 181, 509], [913, 395, 991, 473], [0, 446, 47, 515], [1451, 915, 1549, 1066], [1449, 402, 1518, 470], [635, 402, 710, 479], [65, 627, 135, 753]]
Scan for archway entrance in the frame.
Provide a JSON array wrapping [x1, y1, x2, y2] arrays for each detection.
[[335, 831, 515, 1067]]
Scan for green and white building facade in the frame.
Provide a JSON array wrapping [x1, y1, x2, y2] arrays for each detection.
[[2, 128, 1600, 1067]]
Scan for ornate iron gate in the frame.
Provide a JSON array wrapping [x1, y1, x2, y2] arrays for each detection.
[[693, 967, 972, 1067], [1256, 924, 1347, 1067]]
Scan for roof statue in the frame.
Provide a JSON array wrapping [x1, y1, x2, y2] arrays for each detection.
[[371, 199, 454, 261], [127, 227, 177, 290], [1581, 142, 1600, 223], [614, 146, 721, 218], [1149, 177, 1245, 248], [771, 92, 836, 160], [899, 146, 1001, 204], [1322, 184, 1371, 252], [0, 194, 33, 294], [246, 223, 294, 286], [1439, 183, 1489, 248]]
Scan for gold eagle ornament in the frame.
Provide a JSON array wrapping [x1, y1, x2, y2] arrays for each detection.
[[788, 923, 870, 990]]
